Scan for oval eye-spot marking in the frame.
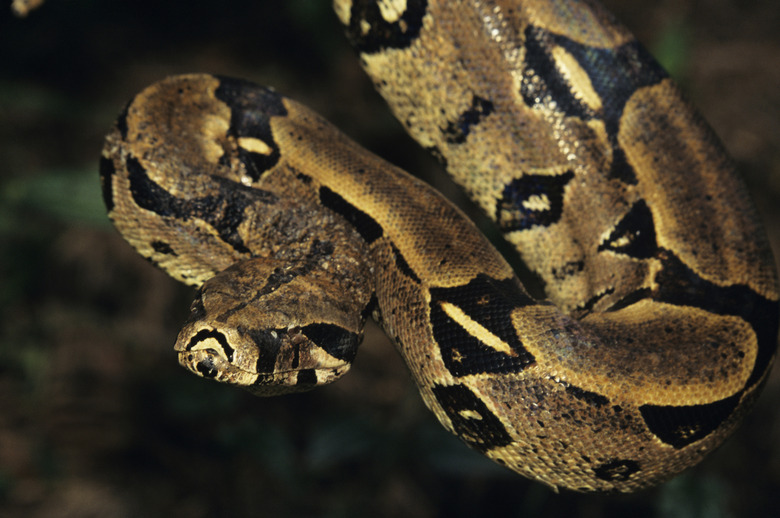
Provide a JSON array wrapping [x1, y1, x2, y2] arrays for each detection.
[[296, 368, 318, 386], [238, 136, 273, 155], [151, 240, 177, 256], [551, 45, 602, 113], [496, 170, 575, 231]]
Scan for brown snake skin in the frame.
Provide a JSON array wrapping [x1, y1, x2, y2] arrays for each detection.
[[100, 0, 779, 492]]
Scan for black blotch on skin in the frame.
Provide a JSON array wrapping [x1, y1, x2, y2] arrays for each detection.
[[196, 357, 218, 379], [443, 95, 494, 144], [302, 323, 360, 363], [185, 328, 235, 363], [319, 186, 383, 244], [361, 294, 379, 321], [609, 147, 638, 185], [598, 200, 658, 259], [639, 392, 742, 449], [242, 327, 286, 374], [214, 76, 288, 181], [124, 154, 277, 254], [151, 240, 177, 256], [391, 244, 421, 283], [593, 459, 640, 482], [126, 155, 179, 217], [565, 385, 609, 408], [496, 170, 575, 231], [99, 156, 116, 211], [552, 260, 584, 281], [343, 0, 428, 54], [296, 369, 317, 386], [429, 274, 536, 376], [432, 383, 514, 453]]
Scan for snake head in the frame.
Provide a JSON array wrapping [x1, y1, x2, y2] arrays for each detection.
[[173, 254, 371, 396], [175, 321, 358, 396]]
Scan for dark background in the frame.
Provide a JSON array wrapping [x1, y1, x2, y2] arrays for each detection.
[[1, 1, 779, 516]]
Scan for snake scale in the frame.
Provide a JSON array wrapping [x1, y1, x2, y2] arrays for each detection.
[[99, 0, 779, 492]]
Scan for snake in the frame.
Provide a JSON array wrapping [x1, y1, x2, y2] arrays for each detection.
[[99, 0, 779, 492]]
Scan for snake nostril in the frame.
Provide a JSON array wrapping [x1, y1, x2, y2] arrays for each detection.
[[196, 356, 218, 378]]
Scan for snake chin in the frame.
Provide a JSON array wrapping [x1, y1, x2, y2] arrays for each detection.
[[243, 364, 352, 397]]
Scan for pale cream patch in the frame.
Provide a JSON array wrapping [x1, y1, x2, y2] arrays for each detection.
[[551, 45, 602, 113], [360, 18, 371, 36], [458, 409, 484, 421], [377, 0, 406, 23], [523, 193, 551, 212], [238, 136, 273, 155], [440, 301, 516, 356], [332, 0, 352, 26], [189, 335, 230, 361], [201, 113, 230, 163]]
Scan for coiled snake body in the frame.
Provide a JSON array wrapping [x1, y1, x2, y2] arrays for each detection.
[[100, 0, 779, 492]]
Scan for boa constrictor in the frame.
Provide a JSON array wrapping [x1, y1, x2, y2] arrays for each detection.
[[99, 0, 779, 492]]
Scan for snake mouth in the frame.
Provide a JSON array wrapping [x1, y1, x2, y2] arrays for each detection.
[[176, 322, 355, 392], [177, 348, 257, 386], [177, 348, 350, 394]]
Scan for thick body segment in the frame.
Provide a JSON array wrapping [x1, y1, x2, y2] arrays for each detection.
[[101, 0, 778, 493]]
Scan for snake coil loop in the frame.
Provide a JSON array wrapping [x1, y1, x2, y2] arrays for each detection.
[[100, 0, 778, 492]]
